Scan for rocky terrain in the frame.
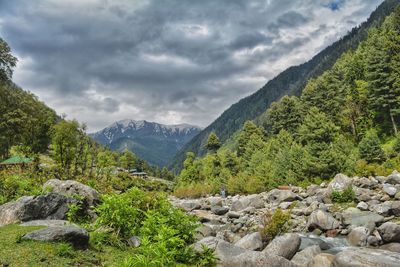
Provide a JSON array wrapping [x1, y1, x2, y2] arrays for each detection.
[[171, 171, 400, 266], [1, 173, 400, 266]]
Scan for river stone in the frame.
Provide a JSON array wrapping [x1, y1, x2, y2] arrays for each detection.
[[266, 189, 297, 204], [356, 202, 368, 211], [310, 253, 334, 267], [231, 195, 264, 211], [326, 174, 352, 196], [383, 184, 397, 197], [341, 207, 384, 227], [377, 222, 400, 243], [127, 236, 140, 247], [227, 211, 241, 219], [43, 179, 99, 206], [386, 171, 400, 185], [263, 233, 300, 260], [22, 226, 89, 249], [229, 251, 296, 267], [380, 243, 400, 253], [0, 193, 78, 226], [20, 219, 73, 227], [193, 236, 221, 253], [333, 247, 400, 267], [307, 210, 340, 231], [299, 235, 333, 251], [291, 245, 321, 267], [235, 232, 263, 251], [178, 200, 202, 211], [347, 227, 370, 247], [211, 206, 229, 216], [192, 210, 220, 223]]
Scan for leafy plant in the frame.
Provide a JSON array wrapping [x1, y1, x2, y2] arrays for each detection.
[[263, 208, 291, 241], [56, 243, 75, 258], [331, 186, 355, 203]]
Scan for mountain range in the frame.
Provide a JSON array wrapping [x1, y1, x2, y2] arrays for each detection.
[[169, 0, 400, 171], [90, 120, 201, 167]]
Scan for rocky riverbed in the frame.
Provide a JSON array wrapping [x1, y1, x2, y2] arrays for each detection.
[[170, 171, 400, 266]]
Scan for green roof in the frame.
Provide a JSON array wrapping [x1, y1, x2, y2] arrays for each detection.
[[0, 156, 33, 165]]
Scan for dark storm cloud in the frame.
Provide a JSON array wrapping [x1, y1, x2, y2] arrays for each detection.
[[0, 0, 383, 131]]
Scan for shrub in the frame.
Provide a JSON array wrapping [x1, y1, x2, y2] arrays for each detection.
[[173, 183, 216, 198], [331, 186, 355, 203], [94, 187, 164, 239], [263, 208, 291, 241]]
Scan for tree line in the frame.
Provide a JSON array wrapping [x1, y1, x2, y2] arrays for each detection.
[[175, 6, 400, 196]]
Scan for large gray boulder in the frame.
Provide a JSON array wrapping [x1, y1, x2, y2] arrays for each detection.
[[193, 236, 221, 253], [43, 179, 99, 206], [383, 184, 397, 197], [309, 253, 334, 267], [235, 232, 263, 251], [216, 240, 295, 267], [347, 227, 370, 247], [266, 189, 297, 204], [231, 195, 264, 212], [380, 243, 400, 253], [341, 208, 384, 228], [0, 193, 78, 226], [325, 174, 352, 201], [333, 247, 400, 267], [377, 222, 400, 243], [20, 219, 73, 227], [22, 226, 89, 249], [291, 245, 321, 267], [307, 210, 340, 231], [262, 233, 301, 260], [386, 171, 400, 185]]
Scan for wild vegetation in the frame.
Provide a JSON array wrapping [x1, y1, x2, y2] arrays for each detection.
[[170, 0, 400, 171], [175, 6, 400, 197]]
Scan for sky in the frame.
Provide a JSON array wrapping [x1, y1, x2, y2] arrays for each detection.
[[0, 0, 383, 132]]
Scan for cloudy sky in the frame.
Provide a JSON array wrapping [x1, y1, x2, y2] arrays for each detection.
[[0, 0, 383, 132]]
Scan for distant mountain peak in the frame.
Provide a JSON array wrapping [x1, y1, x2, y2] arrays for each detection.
[[90, 119, 201, 167]]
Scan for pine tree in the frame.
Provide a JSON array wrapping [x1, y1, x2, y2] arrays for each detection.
[[358, 130, 384, 163], [205, 132, 221, 152]]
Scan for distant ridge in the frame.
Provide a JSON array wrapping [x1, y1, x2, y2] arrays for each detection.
[[90, 119, 201, 167]]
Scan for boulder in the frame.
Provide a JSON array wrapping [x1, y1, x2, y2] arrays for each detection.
[[231, 195, 264, 211], [235, 232, 263, 251], [356, 202, 368, 211], [43, 179, 99, 206], [299, 235, 333, 251], [377, 222, 400, 243], [291, 245, 321, 267], [22, 226, 89, 249], [347, 227, 370, 247], [20, 219, 73, 227], [262, 233, 301, 260], [383, 184, 397, 197], [0, 193, 78, 226], [341, 208, 384, 228], [178, 200, 202, 211], [380, 243, 400, 253], [193, 236, 221, 253], [227, 211, 241, 219], [307, 210, 340, 231], [196, 224, 215, 239], [325, 174, 352, 197], [386, 171, 400, 185], [211, 206, 229, 216], [192, 210, 220, 223], [309, 253, 334, 267], [266, 189, 297, 204], [229, 251, 296, 267], [333, 247, 400, 267]]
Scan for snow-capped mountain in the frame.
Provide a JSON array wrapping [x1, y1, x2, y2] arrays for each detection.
[[90, 120, 201, 167]]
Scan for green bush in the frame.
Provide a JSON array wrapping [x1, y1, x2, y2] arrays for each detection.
[[94, 187, 212, 266], [0, 171, 42, 204], [331, 186, 355, 203], [263, 208, 291, 241]]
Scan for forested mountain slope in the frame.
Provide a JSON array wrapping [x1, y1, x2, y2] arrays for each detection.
[[175, 4, 400, 197], [91, 120, 201, 167], [170, 0, 400, 171]]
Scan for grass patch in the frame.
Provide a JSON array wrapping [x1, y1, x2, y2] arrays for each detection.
[[0, 224, 133, 267]]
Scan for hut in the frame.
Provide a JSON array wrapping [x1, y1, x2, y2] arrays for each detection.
[[0, 156, 33, 169]]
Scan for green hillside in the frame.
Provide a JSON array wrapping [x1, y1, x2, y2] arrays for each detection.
[[170, 0, 400, 172]]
